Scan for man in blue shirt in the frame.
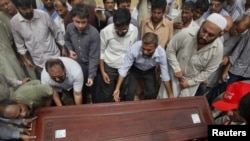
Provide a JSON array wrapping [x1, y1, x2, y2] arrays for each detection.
[[113, 32, 174, 102]]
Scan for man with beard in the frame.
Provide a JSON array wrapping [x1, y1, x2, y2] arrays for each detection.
[[0, 0, 38, 80], [113, 32, 174, 102], [140, 0, 173, 49], [41, 57, 84, 105], [158, 13, 226, 98], [107, 0, 139, 34], [139, 0, 173, 100], [38, 0, 58, 20], [203, 0, 230, 19], [100, 8, 138, 102], [10, 0, 67, 73], [173, 1, 199, 34]]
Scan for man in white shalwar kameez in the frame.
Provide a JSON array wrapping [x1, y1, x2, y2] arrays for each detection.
[[158, 13, 226, 98]]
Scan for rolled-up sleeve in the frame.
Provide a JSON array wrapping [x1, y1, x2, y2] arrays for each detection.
[[159, 50, 170, 81], [166, 35, 182, 73], [10, 21, 27, 55], [118, 45, 136, 77]]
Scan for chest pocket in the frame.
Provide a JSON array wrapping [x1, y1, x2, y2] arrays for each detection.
[[190, 53, 210, 71]]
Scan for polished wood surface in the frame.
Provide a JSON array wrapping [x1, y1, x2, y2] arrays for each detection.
[[31, 96, 213, 141]]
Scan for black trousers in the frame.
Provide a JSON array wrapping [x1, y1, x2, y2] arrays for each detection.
[[125, 66, 156, 101]]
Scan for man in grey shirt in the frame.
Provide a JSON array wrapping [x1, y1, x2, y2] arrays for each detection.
[[65, 3, 101, 103], [10, 0, 67, 72]]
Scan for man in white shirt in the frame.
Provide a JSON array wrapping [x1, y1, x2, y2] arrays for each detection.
[[10, 0, 67, 72], [41, 57, 84, 105], [54, 0, 69, 35], [159, 13, 226, 98], [100, 8, 138, 102]]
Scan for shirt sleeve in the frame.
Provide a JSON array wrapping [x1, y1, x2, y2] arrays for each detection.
[[166, 33, 182, 73], [100, 29, 108, 60], [107, 17, 113, 25], [64, 25, 74, 51], [0, 117, 23, 125], [46, 13, 65, 46], [118, 43, 138, 77], [73, 70, 84, 93], [0, 125, 20, 140], [5, 76, 22, 87], [158, 48, 170, 81], [88, 31, 100, 79], [229, 35, 246, 65], [41, 69, 50, 85], [36, 84, 53, 97], [10, 19, 27, 55], [0, 118, 21, 139]]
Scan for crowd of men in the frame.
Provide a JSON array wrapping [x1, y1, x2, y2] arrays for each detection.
[[1, 0, 250, 140]]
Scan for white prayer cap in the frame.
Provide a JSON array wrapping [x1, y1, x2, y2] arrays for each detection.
[[206, 13, 227, 31]]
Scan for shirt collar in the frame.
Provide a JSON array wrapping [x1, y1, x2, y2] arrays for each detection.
[[145, 17, 169, 27], [74, 24, 90, 34], [139, 44, 162, 58]]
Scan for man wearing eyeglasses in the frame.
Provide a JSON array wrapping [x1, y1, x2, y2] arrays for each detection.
[[203, 0, 230, 19], [100, 8, 138, 102], [107, 0, 140, 37], [41, 57, 84, 106]]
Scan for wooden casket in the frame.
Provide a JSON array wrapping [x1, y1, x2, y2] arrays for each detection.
[[30, 96, 213, 141]]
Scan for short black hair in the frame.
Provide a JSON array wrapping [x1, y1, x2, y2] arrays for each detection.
[[142, 32, 158, 47], [70, 2, 89, 19], [196, 0, 209, 13], [113, 8, 131, 27], [116, 0, 131, 6], [238, 92, 250, 124], [11, 0, 33, 8], [182, 1, 196, 12], [151, 0, 167, 12], [45, 58, 65, 72]]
